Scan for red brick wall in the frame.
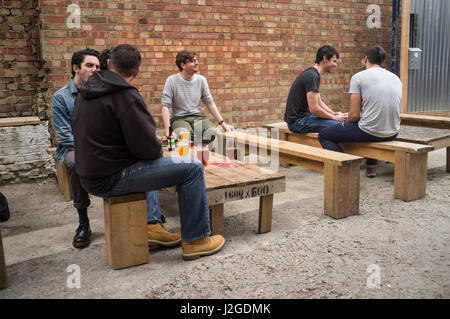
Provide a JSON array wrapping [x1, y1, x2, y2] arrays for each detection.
[[3, 0, 393, 132], [0, 0, 44, 117]]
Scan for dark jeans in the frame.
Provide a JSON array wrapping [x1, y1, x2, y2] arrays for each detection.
[[82, 156, 211, 242], [65, 151, 90, 209], [288, 113, 341, 133], [318, 121, 398, 166]]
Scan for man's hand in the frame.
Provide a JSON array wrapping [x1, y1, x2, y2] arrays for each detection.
[[332, 112, 347, 122], [221, 122, 234, 132]]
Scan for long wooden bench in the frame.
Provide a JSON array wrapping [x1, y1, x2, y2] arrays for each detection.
[[0, 229, 7, 289], [401, 113, 450, 130], [219, 130, 364, 219], [263, 122, 434, 202], [46, 147, 72, 202]]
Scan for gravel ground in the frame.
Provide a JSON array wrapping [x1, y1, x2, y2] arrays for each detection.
[[0, 148, 449, 300]]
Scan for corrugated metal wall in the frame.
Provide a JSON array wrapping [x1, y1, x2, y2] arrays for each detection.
[[408, 0, 450, 112]]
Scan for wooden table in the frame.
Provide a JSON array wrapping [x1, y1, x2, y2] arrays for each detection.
[[397, 125, 450, 172], [164, 150, 286, 235]]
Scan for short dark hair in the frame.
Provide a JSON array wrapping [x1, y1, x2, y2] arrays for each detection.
[[110, 44, 141, 77], [365, 46, 386, 65], [70, 48, 100, 77], [175, 50, 196, 71], [100, 48, 112, 70], [315, 45, 339, 64]]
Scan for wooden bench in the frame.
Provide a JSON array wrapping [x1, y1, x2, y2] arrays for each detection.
[[103, 194, 149, 270], [219, 131, 364, 219], [46, 148, 72, 202], [0, 229, 7, 289], [401, 113, 450, 130], [263, 122, 434, 202], [397, 125, 450, 172]]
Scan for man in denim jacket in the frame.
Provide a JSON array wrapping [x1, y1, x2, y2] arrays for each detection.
[[52, 48, 180, 249]]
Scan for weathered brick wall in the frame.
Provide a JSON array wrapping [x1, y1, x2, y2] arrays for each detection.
[[0, 0, 46, 118], [37, 0, 393, 133], [0, 122, 53, 184]]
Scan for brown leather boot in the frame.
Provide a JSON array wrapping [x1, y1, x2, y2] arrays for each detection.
[[147, 223, 181, 247], [181, 235, 225, 261]]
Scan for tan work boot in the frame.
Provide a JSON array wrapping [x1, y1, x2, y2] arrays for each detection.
[[147, 223, 181, 247], [182, 235, 226, 261]]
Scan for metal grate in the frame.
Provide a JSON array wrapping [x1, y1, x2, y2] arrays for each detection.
[[408, 0, 450, 112]]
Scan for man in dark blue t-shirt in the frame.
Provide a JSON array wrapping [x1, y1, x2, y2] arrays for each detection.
[[284, 45, 347, 133]]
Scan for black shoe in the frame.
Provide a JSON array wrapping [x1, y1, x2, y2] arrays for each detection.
[[73, 224, 91, 249]]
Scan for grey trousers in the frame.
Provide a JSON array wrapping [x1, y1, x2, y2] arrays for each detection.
[[64, 151, 91, 209]]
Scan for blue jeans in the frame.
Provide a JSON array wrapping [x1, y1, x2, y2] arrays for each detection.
[[146, 191, 162, 223], [288, 114, 341, 133], [84, 156, 211, 242], [318, 120, 398, 166]]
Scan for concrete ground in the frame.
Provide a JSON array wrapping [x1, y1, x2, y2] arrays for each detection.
[[0, 148, 449, 299]]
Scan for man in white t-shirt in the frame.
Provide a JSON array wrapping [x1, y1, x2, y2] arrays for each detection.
[[161, 50, 233, 145], [318, 46, 402, 177]]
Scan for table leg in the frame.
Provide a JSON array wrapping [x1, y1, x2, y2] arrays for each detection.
[[0, 229, 7, 289], [258, 194, 273, 233], [446, 147, 449, 172], [209, 204, 224, 235]]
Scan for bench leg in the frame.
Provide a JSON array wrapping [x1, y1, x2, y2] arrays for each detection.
[[278, 132, 290, 168], [56, 160, 72, 202], [394, 152, 427, 201], [209, 204, 224, 235], [258, 194, 273, 233], [447, 147, 449, 172], [0, 229, 7, 289], [323, 162, 360, 218], [103, 198, 149, 270]]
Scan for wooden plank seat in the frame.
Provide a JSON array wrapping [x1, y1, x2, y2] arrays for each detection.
[[103, 193, 149, 270], [46, 147, 72, 202], [263, 122, 434, 202], [219, 130, 364, 219], [400, 113, 450, 130]]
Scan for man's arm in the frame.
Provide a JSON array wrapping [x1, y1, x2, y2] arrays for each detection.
[[318, 93, 343, 115], [161, 105, 172, 137], [52, 94, 74, 148], [348, 93, 362, 122], [307, 91, 346, 122], [206, 101, 234, 131]]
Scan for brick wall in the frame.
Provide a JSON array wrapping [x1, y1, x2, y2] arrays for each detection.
[[3, 0, 393, 132], [0, 0, 46, 118]]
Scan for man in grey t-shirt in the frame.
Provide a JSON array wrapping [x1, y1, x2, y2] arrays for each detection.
[[318, 46, 402, 177], [161, 50, 233, 145]]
